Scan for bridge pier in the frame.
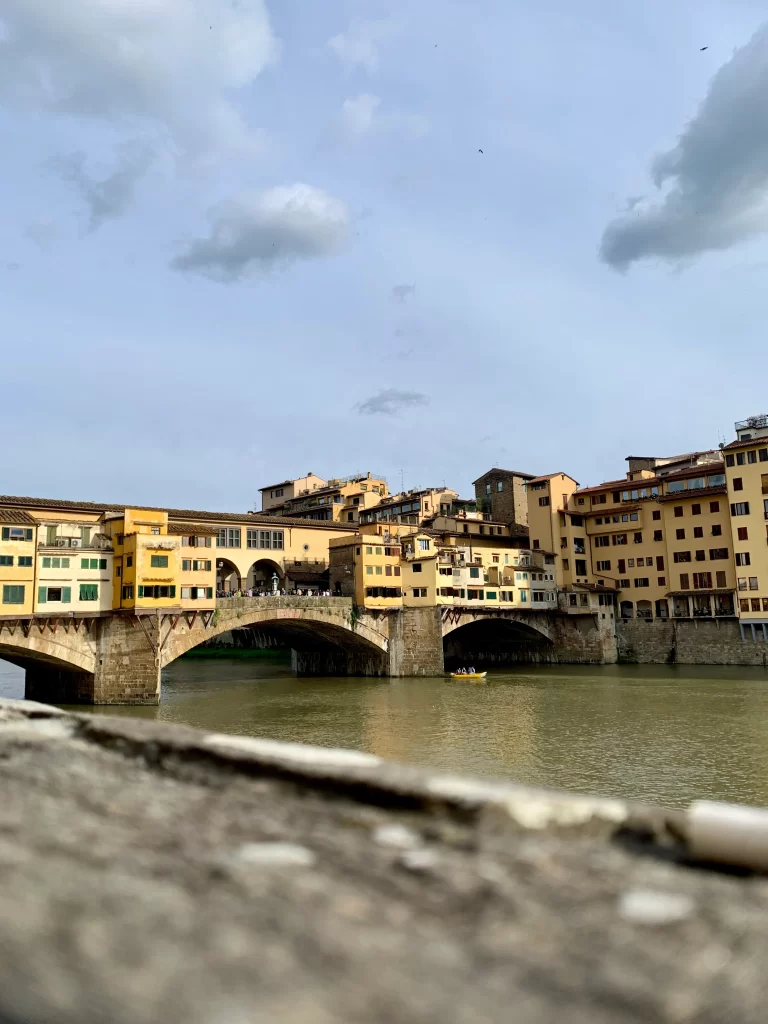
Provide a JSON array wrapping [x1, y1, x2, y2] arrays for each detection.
[[91, 616, 161, 705], [389, 607, 445, 677]]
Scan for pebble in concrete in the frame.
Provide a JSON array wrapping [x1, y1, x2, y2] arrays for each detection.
[[372, 824, 422, 850], [398, 849, 440, 873], [618, 888, 695, 926], [234, 843, 317, 868]]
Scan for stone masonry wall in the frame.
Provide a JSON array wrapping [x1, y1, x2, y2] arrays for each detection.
[[388, 606, 445, 676], [617, 617, 768, 668], [93, 616, 161, 704]]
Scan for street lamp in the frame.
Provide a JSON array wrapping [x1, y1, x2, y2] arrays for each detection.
[[271, 572, 279, 595]]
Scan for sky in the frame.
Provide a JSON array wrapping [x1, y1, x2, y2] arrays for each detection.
[[3, 0, 768, 511]]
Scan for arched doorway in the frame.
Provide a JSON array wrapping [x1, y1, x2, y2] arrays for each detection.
[[620, 600, 634, 619], [636, 600, 653, 620], [216, 558, 241, 595], [247, 558, 285, 594]]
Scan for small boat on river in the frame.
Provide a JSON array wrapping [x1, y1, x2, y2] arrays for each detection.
[[450, 671, 487, 680]]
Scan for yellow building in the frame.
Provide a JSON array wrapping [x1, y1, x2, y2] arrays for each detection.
[[0, 511, 37, 616], [722, 426, 768, 636], [263, 473, 389, 524], [103, 509, 190, 612]]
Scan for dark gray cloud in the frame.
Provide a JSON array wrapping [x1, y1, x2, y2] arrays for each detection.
[[54, 143, 155, 231], [171, 184, 351, 283], [391, 283, 415, 302], [601, 24, 768, 270], [357, 389, 429, 415]]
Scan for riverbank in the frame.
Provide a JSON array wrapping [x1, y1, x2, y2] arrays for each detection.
[[1, 696, 767, 1023]]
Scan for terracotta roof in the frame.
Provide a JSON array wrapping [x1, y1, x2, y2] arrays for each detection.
[[258, 480, 295, 492], [471, 468, 535, 484], [0, 509, 37, 525], [722, 436, 768, 451], [575, 478, 634, 496], [0, 495, 355, 532], [167, 523, 219, 535], [527, 473, 579, 485]]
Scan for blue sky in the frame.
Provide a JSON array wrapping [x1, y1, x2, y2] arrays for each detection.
[[2, 0, 768, 510]]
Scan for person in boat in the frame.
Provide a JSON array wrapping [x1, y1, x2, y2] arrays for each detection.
[[468, 666, 475, 675]]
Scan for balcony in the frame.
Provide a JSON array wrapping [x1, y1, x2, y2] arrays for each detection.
[[38, 539, 113, 552], [735, 415, 768, 431]]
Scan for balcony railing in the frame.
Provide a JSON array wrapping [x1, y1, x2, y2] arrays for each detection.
[[735, 415, 768, 431], [38, 540, 113, 552]]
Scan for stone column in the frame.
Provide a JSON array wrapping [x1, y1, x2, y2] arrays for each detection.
[[388, 607, 445, 677], [91, 615, 162, 705]]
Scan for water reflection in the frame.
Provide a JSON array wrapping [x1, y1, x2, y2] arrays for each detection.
[[2, 657, 768, 808]]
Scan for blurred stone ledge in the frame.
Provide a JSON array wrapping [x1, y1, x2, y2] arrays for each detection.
[[0, 696, 766, 1024]]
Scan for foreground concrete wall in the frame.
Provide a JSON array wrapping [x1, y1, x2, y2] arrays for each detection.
[[1, 696, 768, 1024], [618, 618, 768, 668]]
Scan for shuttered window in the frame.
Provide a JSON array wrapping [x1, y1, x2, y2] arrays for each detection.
[[79, 584, 99, 601]]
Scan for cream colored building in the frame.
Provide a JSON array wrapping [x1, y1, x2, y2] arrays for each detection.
[[0, 511, 38, 616], [259, 473, 327, 513], [262, 473, 389, 524]]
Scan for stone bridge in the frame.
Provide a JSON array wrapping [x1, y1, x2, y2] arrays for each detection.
[[0, 597, 616, 705]]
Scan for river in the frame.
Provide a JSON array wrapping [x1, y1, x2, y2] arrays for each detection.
[[2, 656, 768, 808]]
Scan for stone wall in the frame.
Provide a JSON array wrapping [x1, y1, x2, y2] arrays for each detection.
[[617, 617, 768, 667], [550, 614, 619, 665], [388, 606, 445, 676]]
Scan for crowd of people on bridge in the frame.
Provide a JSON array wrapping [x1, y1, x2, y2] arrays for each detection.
[[216, 588, 337, 599]]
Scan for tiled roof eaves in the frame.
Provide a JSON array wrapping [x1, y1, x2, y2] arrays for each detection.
[[656, 485, 727, 503], [0, 496, 356, 532], [723, 437, 768, 451], [0, 509, 37, 525]]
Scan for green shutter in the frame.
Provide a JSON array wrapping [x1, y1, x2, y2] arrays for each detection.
[[42, 557, 51, 568], [25, 529, 33, 541], [207, 587, 213, 599], [90, 558, 98, 570], [99, 559, 107, 570], [138, 586, 144, 598], [169, 586, 176, 598], [62, 587, 71, 603], [81, 558, 88, 569], [1, 528, 8, 540], [38, 587, 46, 604]]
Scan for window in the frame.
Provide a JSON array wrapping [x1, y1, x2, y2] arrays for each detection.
[[497, 480, 503, 492], [182, 559, 191, 571], [619, 579, 630, 589], [38, 586, 70, 603], [138, 585, 176, 599], [375, 547, 382, 555], [695, 550, 706, 561], [150, 555, 169, 568], [575, 560, 587, 576], [18, 556, 32, 567], [571, 515, 584, 527], [674, 506, 683, 518], [538, 496, 550, 507], [633, 532, 643, 544], [411, 588, 428, 598], [737, 452, 746, 466], [469, 567, 480, 579], [612, 534, 627, 546], [738, 578, 747, 591], [712, 524, 723, 536], [628, 558, 635, 568], [2, 585, 24, 605], [122, 585, 134, 600], [709, 548, 729, 560], [748, 450, 758, 464], [418, 539, 430, 551], [366, 566, 373, 575], [693, 573, 712, 590], [658, 576, 666, 586], [674, 551, 691, 563], [618, 559, 626, 574], [731, 502, 750, 516], [740, 599, 750, 611], [126, 555, 133, 567], [562, 559, 569, 570], [595, 536, 610, 548], [708, 502, 720, 515], [693, 526, 703, 538], [574, 538, 585, 554], [1, 527, 33, 541], [634, 578, 649, 588], [692, 504, 701, 516], [652, 510, 661, 521], [714, 571, 727, 589], [676, 528, 685, 540], [749, 577, 759, 591], [394, 566, 400, 576], [217, 528, 241, 548], [80, 557, 108, 570], [412, 563, 422, 573], [738, 527, 749, 541], [736, 552, 751, 566], [733, 478, 744, 491], [653, 530, 663, 542], [79, 584, 98, 601], [597, 560, 611, 572], [0, 555, 12, 567], [630, 513, 639, 522], [726, 454, 735, 467], [752, 598, 762, 611]]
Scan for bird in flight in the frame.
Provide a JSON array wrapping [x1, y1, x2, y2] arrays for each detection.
[[700, 46, 708, 51], [478, 148, 483, 154]]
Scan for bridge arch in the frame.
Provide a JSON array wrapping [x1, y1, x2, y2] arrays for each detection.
[[442, 611, 554, 669], [162, 599, 389, 677], [215, 557, 241, 594]]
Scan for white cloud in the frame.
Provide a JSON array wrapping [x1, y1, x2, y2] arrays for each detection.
[[357, 389, 428, 415], [0, 0, 278, 153], [54, 142, 155, 231], [171, 184, 351, 282], [601, 23, 768, 270], [328, 19, 393, 73], [342, 94, 380, 137]]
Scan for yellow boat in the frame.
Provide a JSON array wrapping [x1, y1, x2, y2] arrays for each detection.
[[450, 672, 487, 680]]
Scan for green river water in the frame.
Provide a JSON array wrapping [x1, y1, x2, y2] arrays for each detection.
[[3, 656, 768, 808]]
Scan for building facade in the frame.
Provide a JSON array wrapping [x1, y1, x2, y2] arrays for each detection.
[[472, 468, 534, 527]]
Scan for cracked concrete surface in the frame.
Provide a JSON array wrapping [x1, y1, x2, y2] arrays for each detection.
[[0, 697, 766, 1024]]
